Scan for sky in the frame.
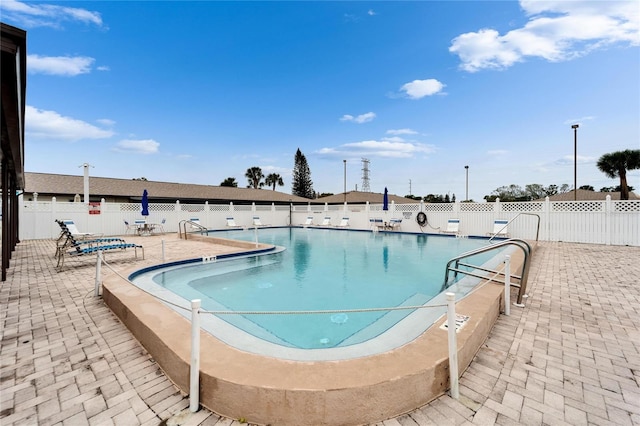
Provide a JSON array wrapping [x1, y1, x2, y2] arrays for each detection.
[[2, 0, 639, 201]]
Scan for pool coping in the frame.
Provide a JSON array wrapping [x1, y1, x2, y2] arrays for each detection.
[[102, 233, 529, 426]]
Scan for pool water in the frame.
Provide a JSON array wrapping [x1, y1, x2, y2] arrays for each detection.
[[135, 228, 499, 350]]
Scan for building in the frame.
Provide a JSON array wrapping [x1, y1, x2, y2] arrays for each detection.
[[23, 172, 313, 205], [1, 22, 27, 281]]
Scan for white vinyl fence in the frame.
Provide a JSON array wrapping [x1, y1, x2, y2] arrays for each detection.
[[19, 196, 640, 246]]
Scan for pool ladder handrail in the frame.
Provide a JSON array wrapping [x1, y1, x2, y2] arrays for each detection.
[[443, 238, 532, 305], [178, 219, 208, 239], [488, 212, 541, 243]]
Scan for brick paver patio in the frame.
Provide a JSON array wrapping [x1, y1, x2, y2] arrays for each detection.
[[1, 235, 638, 425]]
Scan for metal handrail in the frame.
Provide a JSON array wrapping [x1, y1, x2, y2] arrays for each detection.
[[178, 220, 208, 239], [443, 238, 532, 305], [488, 212, 541, 243]]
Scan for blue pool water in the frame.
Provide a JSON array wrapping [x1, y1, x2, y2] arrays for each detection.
[[132, 228, 503, 353]]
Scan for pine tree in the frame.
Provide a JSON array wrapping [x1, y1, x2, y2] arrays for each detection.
[[292, 148, 314, 198]]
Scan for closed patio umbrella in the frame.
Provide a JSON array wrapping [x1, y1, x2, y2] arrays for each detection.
[[383, 187, 389, 211], [141, 189, 149, 216]]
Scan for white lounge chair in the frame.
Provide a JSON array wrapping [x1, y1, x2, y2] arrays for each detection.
[[189, 218, 203, 231], [302, 216, 314, 226], [320, 217, 332, 226], [252, 216, 269, 227], [389, 218, 402, 230], [489, 219, 509, 237], [62, 219, 101, 239], [370, 218, 383, 230], [226, 217, 240, 227], [337, 217, 350, 228], [442, 219, 460, 235]]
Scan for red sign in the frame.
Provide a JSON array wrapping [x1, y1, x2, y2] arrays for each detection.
[[88, 202, 101, 215]]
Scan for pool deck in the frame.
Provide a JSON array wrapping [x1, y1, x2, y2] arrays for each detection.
[[1, 234, 639, 425]]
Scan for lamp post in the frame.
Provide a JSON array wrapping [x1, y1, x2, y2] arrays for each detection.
[[572, 124, 579, 201], [464, 165, 469, 201], [343, 159, 347, 203]]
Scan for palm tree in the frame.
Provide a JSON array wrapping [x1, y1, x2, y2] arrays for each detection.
[[265, 173, 284, 191], [596, 149, 640, 200], [245, 167, 265, 189]]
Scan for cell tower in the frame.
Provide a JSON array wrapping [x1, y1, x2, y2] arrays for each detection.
[[361, 158, 371, 192]]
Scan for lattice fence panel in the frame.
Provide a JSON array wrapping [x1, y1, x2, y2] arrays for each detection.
[[460, 203, 494, 212], [501, 202, 544, 212], [615, 201, 640, 212], [423, 203, 454, 212], [552, 201, 604, 212], [209, 204, 232, 212], [396, 203, 421, 212], [119, 203, 142, 213], [180, 204, 205, 213], [147, 203, 176, 213]]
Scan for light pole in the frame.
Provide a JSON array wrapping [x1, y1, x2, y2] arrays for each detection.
[[464, 165, 469, 201], [343, 159, 347, 203], [572, 124, 579, 200]]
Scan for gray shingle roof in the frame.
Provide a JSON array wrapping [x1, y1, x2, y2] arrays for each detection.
[[24, 172, 313, 204]]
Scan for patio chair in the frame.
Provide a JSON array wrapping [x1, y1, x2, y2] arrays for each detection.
[[226, 217, 241, 227], [155, 218, 166, 234], [252, 216, 269, 227], [370, 218, 383, 231], [389, 218, 402, 230], [336, 217, 350, 228], [189, 218, 203, 231], [123, 220, 138, 234], [301, 216, 314, 226], [320, 217, 332, 226], [442, 219, 460, 235], [62, 219, 101, 239], [488, 219, 509, 238]]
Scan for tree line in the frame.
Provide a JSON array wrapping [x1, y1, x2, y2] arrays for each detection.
[[215, 148, 639, 202], [219, 148, 316, 199]]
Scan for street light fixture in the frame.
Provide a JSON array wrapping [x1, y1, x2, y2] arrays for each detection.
[[465, 165, 469, 201], [572, 124, 579, 201], [343, 159, 347, 203]]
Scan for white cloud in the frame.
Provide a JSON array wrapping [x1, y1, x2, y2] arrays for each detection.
[[115, 139, 160, 154], [26, 105, 114, 141], [1, 0, 104, 28], [450, 0, 640, 72], [368, 10, 376, 16], [96, 118, 116, 127], [564, 116, 595, 126], [386, 128, 418, 135], [554, 154, 597, 166], [28, 54, 95, 76], [340, 112, 376, 123], [487, 149, 509, 156], [400, 79, 445, 99], [317, 139, 435, 159]]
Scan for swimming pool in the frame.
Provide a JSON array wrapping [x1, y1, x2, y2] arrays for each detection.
[[131, 228, 507, 359]]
